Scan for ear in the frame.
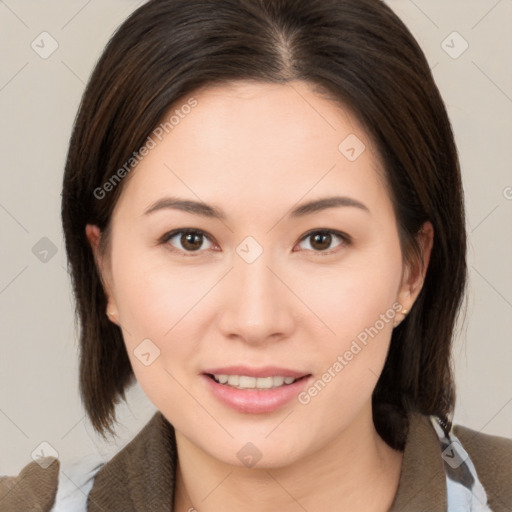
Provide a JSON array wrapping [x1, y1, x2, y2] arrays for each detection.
[[85, 224, 119, 324], [395, 221, 434, 326]]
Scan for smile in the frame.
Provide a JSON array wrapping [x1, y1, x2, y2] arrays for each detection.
[[210, 374, 299, 389]]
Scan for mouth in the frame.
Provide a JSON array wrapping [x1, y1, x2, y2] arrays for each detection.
[[200, 366, 312, 414], [205, 373, 310, 390]]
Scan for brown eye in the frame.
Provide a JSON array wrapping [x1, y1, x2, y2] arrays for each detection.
[[297, 230, 350, 253], [181, 232, 203, 251], [163, 229, 214, 254], [310, 232, 333, 251]]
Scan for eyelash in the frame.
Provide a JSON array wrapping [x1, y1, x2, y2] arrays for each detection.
[[159, 228, 352, 257]]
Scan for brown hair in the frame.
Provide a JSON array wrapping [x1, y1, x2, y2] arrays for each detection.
[[61, 0, 467, 449]]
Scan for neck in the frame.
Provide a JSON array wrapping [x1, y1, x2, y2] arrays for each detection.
[[173, 405, 403, 512]]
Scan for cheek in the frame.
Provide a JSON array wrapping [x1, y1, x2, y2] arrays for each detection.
[[107, 240, 194, 366], [296, 242, 402, 399], [296, 291, 398, 428], [305, 248, 402, 341], [115, 269, 202, 357], [111, 234, 187, 331], [111, 262, 207, 420]]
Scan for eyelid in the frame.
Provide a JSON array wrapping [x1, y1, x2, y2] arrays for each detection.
[[299, 228, 351, 243], [296, 229, 351, 254]]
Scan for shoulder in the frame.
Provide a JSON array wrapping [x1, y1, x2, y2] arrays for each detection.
[[0, 456, 60, 512], [452, 423, 512, 508], [0, 453, 105, 512]]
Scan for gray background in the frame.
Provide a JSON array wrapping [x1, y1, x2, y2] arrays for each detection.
[[0, 0, 511, 475]]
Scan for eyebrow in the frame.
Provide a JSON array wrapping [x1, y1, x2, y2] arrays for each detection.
[[143, 195, 370, 219]]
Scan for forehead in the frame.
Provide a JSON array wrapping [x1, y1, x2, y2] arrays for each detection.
[[183, 79, 365, 152], [113, 80, 389, 220]]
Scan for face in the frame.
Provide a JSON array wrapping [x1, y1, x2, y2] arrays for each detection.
[[87, 80, 432, 468]]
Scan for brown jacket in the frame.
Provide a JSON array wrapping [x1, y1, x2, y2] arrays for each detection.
[[1, 411, 511, 511]]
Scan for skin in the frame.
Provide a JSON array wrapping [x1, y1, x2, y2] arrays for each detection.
[[86, 80, 433, 512]]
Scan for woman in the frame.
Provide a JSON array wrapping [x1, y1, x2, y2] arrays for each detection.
[[1, 0, 510, 510]]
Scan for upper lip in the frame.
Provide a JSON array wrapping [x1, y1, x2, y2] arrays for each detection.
[[202, 366, 310, 379]]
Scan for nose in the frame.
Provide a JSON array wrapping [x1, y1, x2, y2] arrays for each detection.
[[217, 250, 297, 346]]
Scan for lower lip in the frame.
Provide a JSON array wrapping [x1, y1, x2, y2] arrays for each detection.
[[202, 374, 312, 414]]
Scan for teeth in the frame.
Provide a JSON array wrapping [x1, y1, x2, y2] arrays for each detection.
[[212, 374, 299, 389]]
